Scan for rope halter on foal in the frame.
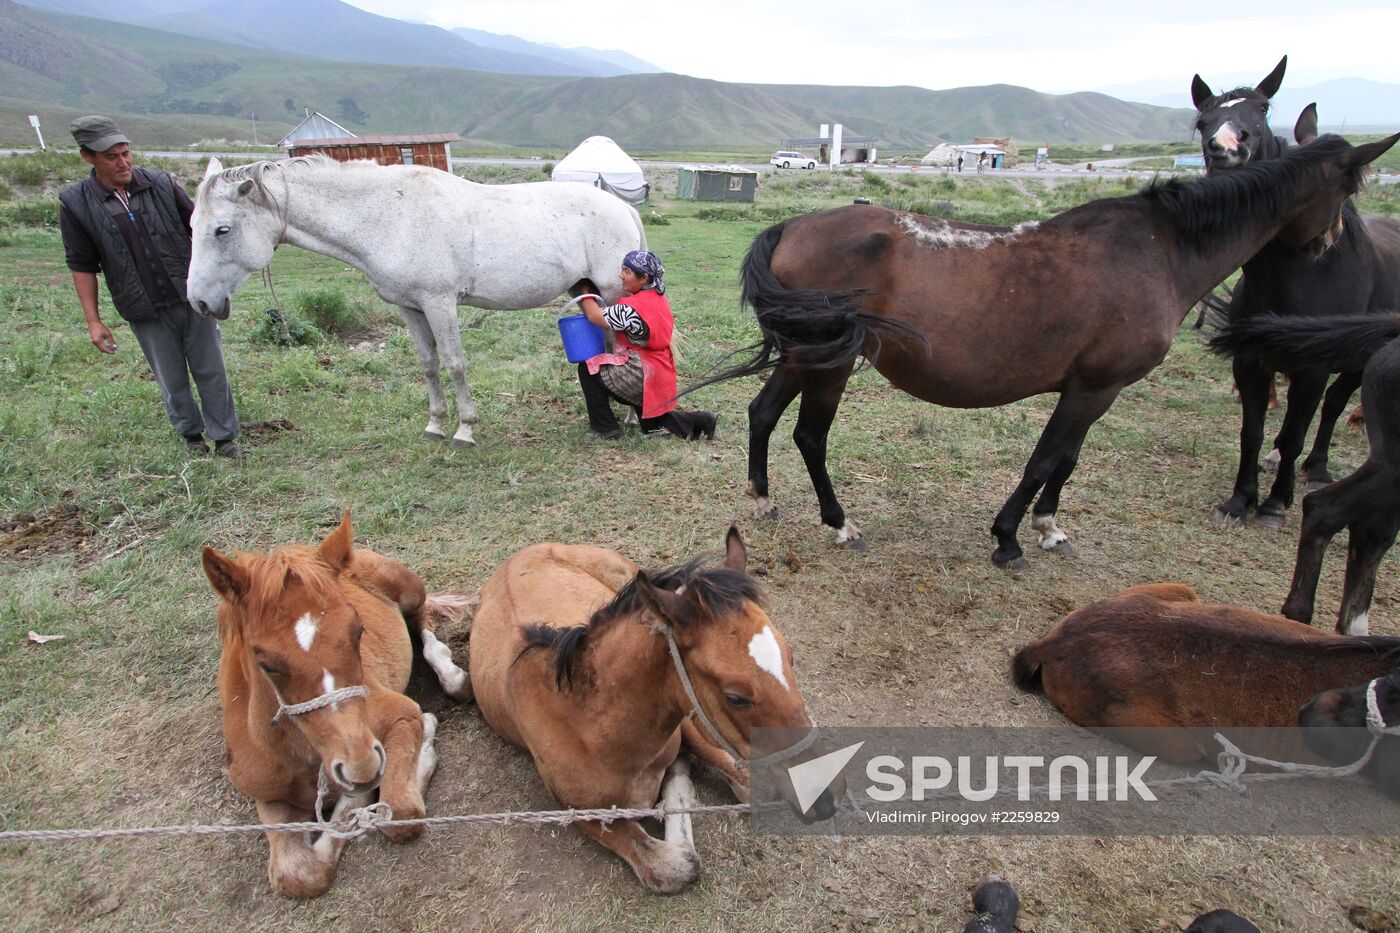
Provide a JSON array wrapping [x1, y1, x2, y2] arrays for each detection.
[[655, 621, 820, 772], [1213, 676, 1400, 785], [270, 685, 369, 725], [1365, 677, 1400, 738]]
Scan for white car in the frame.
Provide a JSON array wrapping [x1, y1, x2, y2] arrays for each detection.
[[770, 151, 818, 170]]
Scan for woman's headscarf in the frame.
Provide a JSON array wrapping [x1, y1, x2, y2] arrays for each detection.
[[622, 249, 665, 295]]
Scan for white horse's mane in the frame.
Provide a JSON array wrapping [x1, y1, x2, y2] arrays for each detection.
[[199, 154, 391, 208]]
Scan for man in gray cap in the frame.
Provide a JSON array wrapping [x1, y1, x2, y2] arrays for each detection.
[[58, 115, 241, 457]]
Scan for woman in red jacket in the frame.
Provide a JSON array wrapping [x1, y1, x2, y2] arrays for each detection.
[[577, 250, 717, 440]]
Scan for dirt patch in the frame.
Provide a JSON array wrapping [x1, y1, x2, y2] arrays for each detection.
[[0, 500, 97, 560], [238, 418, 298, 448]]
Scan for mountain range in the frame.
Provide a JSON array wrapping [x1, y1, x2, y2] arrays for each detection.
[[1, 0, 1206, 150], [14, 0, 661, 77]]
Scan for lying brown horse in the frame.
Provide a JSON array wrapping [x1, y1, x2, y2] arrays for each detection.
[[468, 527, 834, 893], [1012, 583, 1400, 762], [203, 511, 471, 898], [698, 132, 1398, 568]]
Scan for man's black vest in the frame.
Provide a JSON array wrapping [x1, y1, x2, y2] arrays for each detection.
[[58, 168, 192, 322]]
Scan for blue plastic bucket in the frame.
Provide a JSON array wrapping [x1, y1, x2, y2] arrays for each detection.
[[558, 313, 606, 362], [557, 294, 608, 363]]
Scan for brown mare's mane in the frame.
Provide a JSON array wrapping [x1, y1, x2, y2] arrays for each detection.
[[1143, 136, 1363, 252], [516, 556, 764, 690]]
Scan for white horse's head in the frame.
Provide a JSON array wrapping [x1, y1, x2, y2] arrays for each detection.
[[187, 157, 285, 320]]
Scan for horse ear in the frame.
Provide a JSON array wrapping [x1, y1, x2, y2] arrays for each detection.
[[317, 510, 354, 574], [1258, 55, 1287, 99], [1294, 103, 1319, 145], [1349, 132, 1400, 170], [203, 546, 250, 602], [203, 157, 223, 182], [633, 571, 687, 630], [723, 525, 747, 573], [1190, 75, 1215, 111], [236, 179, 255, 197]]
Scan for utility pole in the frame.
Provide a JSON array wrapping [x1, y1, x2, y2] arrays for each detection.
[[251, 112, 258, 146]]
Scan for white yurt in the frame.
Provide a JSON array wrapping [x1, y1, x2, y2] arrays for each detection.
[[919, 143, 960, 166], [552, 136, 649, 204]]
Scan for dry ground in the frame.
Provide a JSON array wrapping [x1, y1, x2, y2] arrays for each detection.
[[3, 363, 1396, 932]]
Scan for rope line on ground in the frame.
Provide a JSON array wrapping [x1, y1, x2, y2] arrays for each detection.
[[1, 726, 1388, 847]]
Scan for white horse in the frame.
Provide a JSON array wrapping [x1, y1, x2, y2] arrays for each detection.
[[187, 156, 646, 447]]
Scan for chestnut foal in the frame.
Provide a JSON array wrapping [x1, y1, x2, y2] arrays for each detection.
[[1013, 583, 1400, 762], [468, 527, 833, 893], [203, 511, 470, 897]]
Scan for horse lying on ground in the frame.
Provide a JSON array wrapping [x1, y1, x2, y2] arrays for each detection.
[[1193, 59, 1400, 524], [187, 156, 645, 448], [467, 527, 836, 893], [1301, 666, 1400, 795], [1211, 313, 1400, 634], [1012, 583, 1400, 762], [696, 132, 1397, 568], [203, 511, 471, 897]]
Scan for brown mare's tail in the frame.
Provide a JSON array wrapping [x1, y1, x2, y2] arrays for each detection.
[[1209, 312, 1400, 373], [1011, 642, 1045, 693], [682, 217, 924, 394]]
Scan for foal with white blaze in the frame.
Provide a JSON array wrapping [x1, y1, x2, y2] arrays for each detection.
[[186, 156, 646, 446], [468, 527, 836, 893], [204, 511, 471, 898]]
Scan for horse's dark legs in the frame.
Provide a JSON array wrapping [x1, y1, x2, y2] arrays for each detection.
[[1300, 370, 1363, 490], [992, 386, 1119, 569], [1281, 476, 1358, 625], [1216, 358, 1273, 522], [1337, 491, 1400, 636], [1029, 430, 1092, 556], [746, 364, 804, 520], [791, 363, 860, 549], [1256, 367, 1329, 526], [1281, 461, 1384, 627]]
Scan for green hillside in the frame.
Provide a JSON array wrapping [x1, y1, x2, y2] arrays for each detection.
[[0, 0, 1197, 151]]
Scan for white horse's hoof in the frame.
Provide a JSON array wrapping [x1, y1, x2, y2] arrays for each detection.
[[450, 437, 476, 449], [423, 430, 446, 442]]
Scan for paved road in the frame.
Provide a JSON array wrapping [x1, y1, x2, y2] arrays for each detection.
[[8, 148, 1394, 185]]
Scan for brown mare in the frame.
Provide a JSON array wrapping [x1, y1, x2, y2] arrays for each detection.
[[1012, 583, 1400, 762], [699, 133, 1399, 568], [468, 527, 835, 893], [203, 511, 471, 898]]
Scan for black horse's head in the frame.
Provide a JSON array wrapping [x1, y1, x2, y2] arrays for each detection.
[[1191, 56, 1288, 172], [1299, 668, 1400, 796]]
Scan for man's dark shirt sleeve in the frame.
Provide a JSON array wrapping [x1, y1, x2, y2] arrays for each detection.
[[174, 182, 194, 233], [59, 199, 102, 273]]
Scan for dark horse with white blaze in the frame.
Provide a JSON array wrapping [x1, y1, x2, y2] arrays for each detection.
[[1211, 313, 1400, 636], [698, 134, 1398, 568], [1193, 58, 1400, 525]]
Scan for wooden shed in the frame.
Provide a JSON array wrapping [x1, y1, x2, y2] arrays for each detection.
[[287, 133, 462, 172]]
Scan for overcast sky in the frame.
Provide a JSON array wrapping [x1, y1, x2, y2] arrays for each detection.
[[343, 0, 1400, 100]]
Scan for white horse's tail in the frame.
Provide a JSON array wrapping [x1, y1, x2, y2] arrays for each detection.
[[424, 592, 477, 629]]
